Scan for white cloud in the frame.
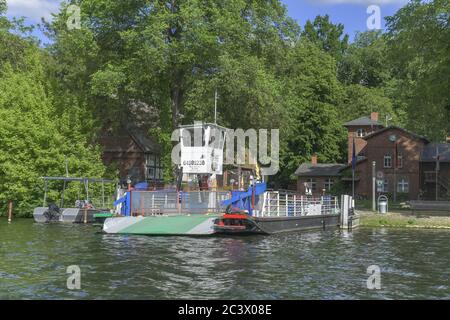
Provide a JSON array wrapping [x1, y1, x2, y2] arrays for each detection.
[[311, 0, 408, 5], [6, 0, 63, 21]]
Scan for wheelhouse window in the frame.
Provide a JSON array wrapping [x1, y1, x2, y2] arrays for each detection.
[[397, 178, 409, 193], [384, 154, 392, 168], [146, 154, 163, 181], [324, 178, 334, 191], [181, 128, 206, 147]]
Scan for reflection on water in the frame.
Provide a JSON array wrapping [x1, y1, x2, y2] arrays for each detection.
[[0, 219, 449, 299]]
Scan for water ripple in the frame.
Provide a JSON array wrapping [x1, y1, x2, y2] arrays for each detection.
[[1, 219, 449, 299]]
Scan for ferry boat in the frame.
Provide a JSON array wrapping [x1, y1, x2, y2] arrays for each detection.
[[102, 122, 356, 235], [213, 184, 341, 235], [102, 182, 344, 235], [103, 187, 229, 235]]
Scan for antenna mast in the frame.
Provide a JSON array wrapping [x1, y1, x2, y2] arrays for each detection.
[[385, 114, 392, 127], [214, 90, 218, 124], [65, 157, 69, 177]]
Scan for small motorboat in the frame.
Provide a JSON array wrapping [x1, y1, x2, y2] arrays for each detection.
[[33, 176, 117, 223]]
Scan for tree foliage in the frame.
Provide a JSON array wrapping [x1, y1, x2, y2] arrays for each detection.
[[385, 0, 450, 141], [302, 14, 349, 60], [0, 27, 109, 216], [0, 0, 448, 214]]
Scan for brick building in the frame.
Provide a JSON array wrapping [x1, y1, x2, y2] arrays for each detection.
[[98, 126, 163, 185], [295, 155, 345, 195], [295, 113, 450, 200]]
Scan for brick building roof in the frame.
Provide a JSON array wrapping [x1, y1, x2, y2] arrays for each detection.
[[127, 127, 160, 154], [99, 126, 160, 154], [294, 163, 346, 177], [363, 126, 429, 142], [343, 116, 382, 127]]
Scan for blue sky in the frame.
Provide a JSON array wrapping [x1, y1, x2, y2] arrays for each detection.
[[283, 0, 409, 39], [5, 0, 410, 43]]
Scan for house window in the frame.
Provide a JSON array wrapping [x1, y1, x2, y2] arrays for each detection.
[[384, 154, 392, 168], [146, 154, 163, 181], [307, 178, 317, 192], [397, 178, 409, 193], [324, 178, 334, 191], [397, 153, 403, 168], [356, 129, 365, 137]]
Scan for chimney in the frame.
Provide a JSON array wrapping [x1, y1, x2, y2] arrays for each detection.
[[311, 154, 318, 165], [370, 112, 379, 122]]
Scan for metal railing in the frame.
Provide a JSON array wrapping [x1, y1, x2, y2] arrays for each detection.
[[129, 190, 231, 215], [128, 189, 340, 217], [255, 191, 340, 218]]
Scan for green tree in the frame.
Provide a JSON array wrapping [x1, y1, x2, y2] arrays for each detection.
[[340, 84, 400, 126], [339, 31, 391, 88], [49, 0, 298, 129], [0, 0, 8, 29], [48, 1, 354, 188], [302, 14, 349, 60], [0, 26, 108, 216], [385, 0, 450, 140], [273, 39, 347, 187], [48, 0, 300, 182]]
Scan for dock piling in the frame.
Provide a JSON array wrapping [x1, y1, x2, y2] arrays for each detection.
[[8, 201, 13, 223]]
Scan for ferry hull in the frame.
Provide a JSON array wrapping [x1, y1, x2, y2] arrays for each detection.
[[103, 214, 341, 236], [255, 214, 340, 234], [214, 214, 340, 235], [103, 214, 220, 236]]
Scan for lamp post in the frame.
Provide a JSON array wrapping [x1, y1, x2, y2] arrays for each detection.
[[394, 144, 397, 203], [372, 161, 376, 212], [388, 134, 397, 203], [435, 145, 439, 201], [127, 177, 132, 216]]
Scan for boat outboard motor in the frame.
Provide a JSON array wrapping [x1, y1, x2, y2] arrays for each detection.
[[75, 200, 83, 208], [43, 202, 61, 222]]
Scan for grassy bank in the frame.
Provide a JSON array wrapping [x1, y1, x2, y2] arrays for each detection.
[[355, 200, 410, 211], [359, 211, 450, 229]]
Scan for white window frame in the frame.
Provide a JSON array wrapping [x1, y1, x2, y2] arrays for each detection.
[[307, 178, 317, 192], [145, 154, 163, 181], [397, 178, 409, 193], [397, 153, 403, 168], [384, 154, 392, 168], [356, 129, 364, 137], [324, 178, 334, 191]]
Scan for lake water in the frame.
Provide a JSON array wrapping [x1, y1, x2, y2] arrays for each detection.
[[0, 218, 449, 299]]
